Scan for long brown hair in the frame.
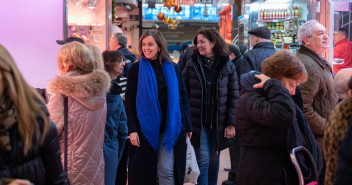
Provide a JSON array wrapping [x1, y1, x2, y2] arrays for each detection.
[[193, 28, 229, 57], [0, 44, 49, 155], [138, 29, 171, 65]]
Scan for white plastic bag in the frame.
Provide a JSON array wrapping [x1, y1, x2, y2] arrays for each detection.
[[184, 137, 200, 184]]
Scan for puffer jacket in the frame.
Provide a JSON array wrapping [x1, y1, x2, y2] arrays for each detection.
[[183, 53, 239, 151], [47, 69, 111, 185], [236, 72, 296, 185], [0, 104, 68, 185]]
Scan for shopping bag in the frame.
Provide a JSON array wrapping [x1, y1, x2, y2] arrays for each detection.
[[184, 137, 200, 184]]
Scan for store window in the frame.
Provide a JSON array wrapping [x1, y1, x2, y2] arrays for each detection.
[[243, 0, 308, 53], [65, 0, 109, 51]]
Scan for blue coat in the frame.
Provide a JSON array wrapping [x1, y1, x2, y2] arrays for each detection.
[[103, 84, 128, 185]]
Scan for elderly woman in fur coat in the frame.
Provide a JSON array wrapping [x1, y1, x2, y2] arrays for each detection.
[[47, 42, 111, 185]]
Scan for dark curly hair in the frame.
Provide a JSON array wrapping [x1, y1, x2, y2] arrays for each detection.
[[193, 28, 228, 57]]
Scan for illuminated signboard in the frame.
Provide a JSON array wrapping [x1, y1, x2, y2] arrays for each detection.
[[143, 5, 219, 22], [175, 0, 195, 5]]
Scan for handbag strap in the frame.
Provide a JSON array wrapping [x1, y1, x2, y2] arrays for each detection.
[[63, 96, 68, 173]]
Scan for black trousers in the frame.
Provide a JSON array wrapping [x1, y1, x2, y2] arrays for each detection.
[[228, 137, 241, 181], [115, 138, 130, 185]]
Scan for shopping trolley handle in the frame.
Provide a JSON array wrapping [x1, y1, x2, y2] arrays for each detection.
[[290, 146, 318, 185]]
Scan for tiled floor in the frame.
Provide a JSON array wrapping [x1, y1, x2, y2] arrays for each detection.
[[126, 148, 231, 185]]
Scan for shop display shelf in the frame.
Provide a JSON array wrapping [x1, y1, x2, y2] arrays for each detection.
[[271, 30, 286, 33], [257, 17, 299, 23]]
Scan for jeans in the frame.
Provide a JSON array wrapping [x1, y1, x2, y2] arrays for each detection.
[[194, 126, 220, 185], [157, 133, 175, 185], [104, 114, 128, 185]]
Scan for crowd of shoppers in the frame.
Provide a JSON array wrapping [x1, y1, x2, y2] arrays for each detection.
[[1, 19, 352, 185]]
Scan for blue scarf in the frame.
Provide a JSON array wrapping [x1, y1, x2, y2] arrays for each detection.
[[136, 56, 182, 151]]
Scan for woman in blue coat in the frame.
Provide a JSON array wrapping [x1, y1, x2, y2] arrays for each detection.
[[102, 50, 128, 185]]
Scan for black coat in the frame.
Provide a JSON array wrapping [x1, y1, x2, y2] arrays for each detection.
[[236, 72, 296, 185], [177, 46, 194, 72], [0, 107, 68, 185], [183, 53, 239, 151], [125, 61, 192, 185], [334, 116, 352, 185], [240, 42, 276, 77]]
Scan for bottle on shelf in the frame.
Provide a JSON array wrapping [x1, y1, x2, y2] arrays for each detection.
[[298, 7, 302, 19], [294, 6, 298, 18], [286, 8, 291, 19]]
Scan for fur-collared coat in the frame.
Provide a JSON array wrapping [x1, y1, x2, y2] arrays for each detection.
[[47, 69, 110, 185]]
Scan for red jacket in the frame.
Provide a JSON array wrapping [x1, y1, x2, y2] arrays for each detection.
[[333, 38, 352, 74]]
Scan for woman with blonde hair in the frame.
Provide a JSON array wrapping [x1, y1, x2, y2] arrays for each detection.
[[85, 44, 104, 70], [0, 44, 68, 184], [47, 42, 110, 184]]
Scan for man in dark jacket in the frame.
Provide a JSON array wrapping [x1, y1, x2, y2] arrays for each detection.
[[240, 27, 276, 78], [109, 32, 136, 77]]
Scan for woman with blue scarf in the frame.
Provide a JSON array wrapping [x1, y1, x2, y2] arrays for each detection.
[[125, 29, 192, 185]]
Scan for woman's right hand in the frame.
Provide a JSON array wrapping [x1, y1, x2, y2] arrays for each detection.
[[130, 132, 140, 147], [253, 74, 271, 89]]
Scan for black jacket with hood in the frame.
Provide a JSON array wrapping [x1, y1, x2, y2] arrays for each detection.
[[236, 71, 296, 185]]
